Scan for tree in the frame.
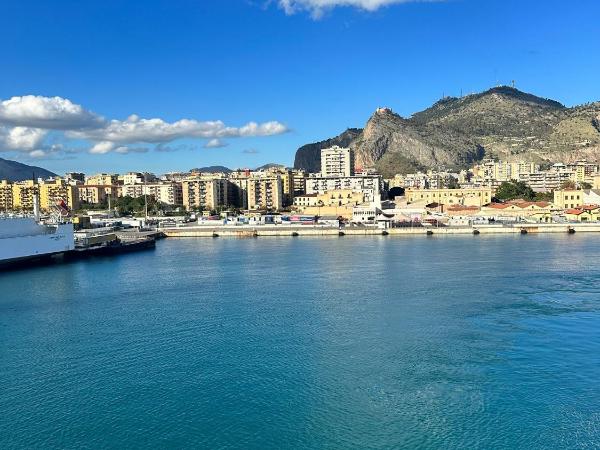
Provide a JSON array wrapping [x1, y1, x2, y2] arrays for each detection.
[[581, 182, 592, 189], [444, 177, 460, 189], [388, 187, 405, 199], [534, 191, 553, 202], [560, 180, 577, 190], [495, 180, 536, 201]]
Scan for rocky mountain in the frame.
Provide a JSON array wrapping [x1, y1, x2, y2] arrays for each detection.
[[293, 87, 600, 178], [0, 157, 57, 182], [293, 128, 362, 173]]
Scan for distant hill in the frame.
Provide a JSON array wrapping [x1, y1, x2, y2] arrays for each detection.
[[0, 157, 57, 182], [190, 165, 232, 173], [256, 163, 286, 170], [294, 86, 600, 178]]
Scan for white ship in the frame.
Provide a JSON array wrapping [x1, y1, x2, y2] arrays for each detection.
[[0, 197, 74, 267]]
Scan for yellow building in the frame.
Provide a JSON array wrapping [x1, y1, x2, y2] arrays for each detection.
[[262, 167, 296, 206], [0, 180, 14, 211], [294, 190, 366, 208], [12, 180, 39, 210], [553, 189, 584, 210], [481, 201, 554, 222], [182, 177, 228, 211], [293, 190, 368, 219], [86, 173, 119, 185], [78, 185, 119, 205], [247, 176, 282, 211], [565, 205, 600, 222], [39, 178, 79, 211], [406, 188, 493, 207], [280, 170, 295, 206]]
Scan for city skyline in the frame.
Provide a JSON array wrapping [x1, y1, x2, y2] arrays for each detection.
[[1, 0, 599, 174]]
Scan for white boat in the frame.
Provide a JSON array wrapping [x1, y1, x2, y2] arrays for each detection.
[[0, 217, 74, 267]]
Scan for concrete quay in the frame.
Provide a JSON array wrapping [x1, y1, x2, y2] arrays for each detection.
[[161, 223, 600, 238]]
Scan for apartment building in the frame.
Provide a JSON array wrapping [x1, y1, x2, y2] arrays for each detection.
[[78, 185, 119, 205], [146, 182, 183, 205], [65, 172, 85, 183], [228, 173, 250, 209], [39, 178, 80, 211], [86, 173, 119, 185], [121, 172, 145, 185], [12, 180, 39, 210], [472, 160, 540, 185], [518, 171, 574, 192], [0, 180, 14, 211], [292, 170, 307, 196], [320, 146, 355, 177], [182, 177, 228, 211], [247, 176, 283, 211], [121, 182, 183, 205]]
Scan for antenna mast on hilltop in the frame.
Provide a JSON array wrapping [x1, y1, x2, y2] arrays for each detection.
[[511, 80, 516, 89]]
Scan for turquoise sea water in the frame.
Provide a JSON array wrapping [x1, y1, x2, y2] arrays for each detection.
[[1, 235, 600, 449]]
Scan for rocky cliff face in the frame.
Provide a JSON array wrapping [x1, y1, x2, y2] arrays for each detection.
[[293, 87, 600, 178], [293, 128, 362, 173]]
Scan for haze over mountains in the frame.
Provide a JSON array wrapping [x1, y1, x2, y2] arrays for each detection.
[[294, 87, 600, 177]]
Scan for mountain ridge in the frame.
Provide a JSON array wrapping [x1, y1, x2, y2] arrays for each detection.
[[293, 87, 600, 178], [0, 157, 57, 182]]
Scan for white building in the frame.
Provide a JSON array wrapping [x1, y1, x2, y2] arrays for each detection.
[[320, 146, 355, 177], [305, 175, 383, 203]]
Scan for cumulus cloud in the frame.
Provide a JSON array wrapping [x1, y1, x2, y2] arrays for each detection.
[[204, 138, 228, 149], [1, 126, 47, 150], [0, 94, 289, 156], [89, 141, 115, 155], [0, 95, 104, 130], [279, 0, 435, 17], [69, 117, 288, 145]]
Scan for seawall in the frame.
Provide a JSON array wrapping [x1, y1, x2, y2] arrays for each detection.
[[161, 223, 600, 238]]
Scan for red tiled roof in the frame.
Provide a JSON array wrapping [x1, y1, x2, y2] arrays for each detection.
[[565, 209, 584, 215], [447, 205, 480, 211], [580, 204, 600, 211]]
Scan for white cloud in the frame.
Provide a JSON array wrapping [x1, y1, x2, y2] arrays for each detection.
[[69, 117, 288, 145], [0, 94, 289, 156], [1, 126, 47, 150], [28, 149, 47, 159], [279, 0, 434, 17], [0, 95, 103, 130], [204, 138, 228, 149], [89, 141, 115, 154]]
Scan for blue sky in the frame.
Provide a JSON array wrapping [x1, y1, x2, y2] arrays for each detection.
[[0, 0, 598, 175]]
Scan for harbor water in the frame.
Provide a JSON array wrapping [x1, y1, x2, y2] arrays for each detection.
[[1, 236, 599, 449]]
